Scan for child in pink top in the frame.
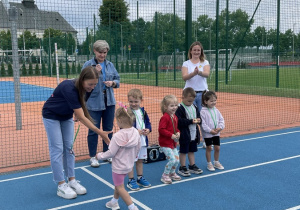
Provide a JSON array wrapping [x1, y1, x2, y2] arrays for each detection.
[[97, 106, 141, 210]]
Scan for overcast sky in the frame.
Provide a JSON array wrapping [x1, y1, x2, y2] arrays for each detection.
[[3, 0, 300, 43]]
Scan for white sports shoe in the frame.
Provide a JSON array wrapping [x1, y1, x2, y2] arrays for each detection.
[[57, 183, 77, 199], [106, 200, 120, 210], [69, 179, 87, 195], [90, 157, 100, 168]]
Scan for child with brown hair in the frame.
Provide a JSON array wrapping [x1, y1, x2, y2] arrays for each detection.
[[200, 90, 225, 172], [175, 87, 203, 177]]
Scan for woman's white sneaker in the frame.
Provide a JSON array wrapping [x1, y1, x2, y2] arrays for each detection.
[[57, 183, 77, 199], [69, 179, 87, 195], [90, 157, 100, 167]]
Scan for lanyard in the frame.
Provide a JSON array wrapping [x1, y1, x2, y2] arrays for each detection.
[[170, 115, 177, 134], [208, 107, 217, 129], [181, 103, 196, 119], [132, 108, 144, 129]]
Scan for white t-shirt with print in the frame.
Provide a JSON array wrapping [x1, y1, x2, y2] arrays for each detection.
[[182, 59, 209, 91]]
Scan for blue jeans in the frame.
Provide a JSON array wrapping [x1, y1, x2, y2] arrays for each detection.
[[87, 105, 115, 157], [43, 117, 75, 183], [193, 92, 203, 112]]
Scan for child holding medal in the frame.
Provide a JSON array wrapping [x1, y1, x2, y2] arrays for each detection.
[[200, 90, 225, 172], [126, 89, 152, 191], [175, 87, 203, 177]]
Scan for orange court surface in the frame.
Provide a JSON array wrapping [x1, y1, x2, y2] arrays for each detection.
[[0, 76, 299, 173]]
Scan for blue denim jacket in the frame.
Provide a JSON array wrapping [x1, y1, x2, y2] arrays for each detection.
[[82, 58, 120, 111]]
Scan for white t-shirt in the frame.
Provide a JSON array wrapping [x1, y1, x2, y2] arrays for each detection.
[[182, 104, 197, 141], [182, 59, 209, 91], [132, 109, 146, 146]]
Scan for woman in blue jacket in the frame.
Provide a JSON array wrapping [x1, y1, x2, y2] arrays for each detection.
[[82, 40, 120, 167]]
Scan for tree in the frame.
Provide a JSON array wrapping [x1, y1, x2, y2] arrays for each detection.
[[217, 9, 253, 50], [42, 28, 64, 54], [0, 30, 12, 50], [99, 0, 130, 26], [18, 30, 40, 50]]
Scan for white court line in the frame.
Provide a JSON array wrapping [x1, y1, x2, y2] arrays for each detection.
[[48, 167, 152, 210], [1, 129, 299, 183], [48, 154, 300, 210], [286, 206, 300, 210], [197, 130, 300, 149]]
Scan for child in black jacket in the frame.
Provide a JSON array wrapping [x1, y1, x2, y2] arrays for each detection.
[[175, 87, 203, 177]]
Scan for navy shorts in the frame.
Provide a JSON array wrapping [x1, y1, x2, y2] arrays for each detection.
[[179, 140, 198, 154], [204, 136, 220, 146]]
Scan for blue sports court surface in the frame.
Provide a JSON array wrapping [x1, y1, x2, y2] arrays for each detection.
[[0, 81, 54, 103], [0, 127, 299, 210]]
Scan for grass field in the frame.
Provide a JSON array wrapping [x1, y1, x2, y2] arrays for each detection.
[[113, 67, 300, 98]]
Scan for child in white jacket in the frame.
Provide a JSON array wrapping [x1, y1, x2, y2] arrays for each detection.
[[97, 106, 141, 210], [200, 90, 225, 172]]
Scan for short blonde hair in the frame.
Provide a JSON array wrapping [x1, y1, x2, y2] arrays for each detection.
[[93, 40, 110, 52], [160, 95, 178, 114], [128, 89, 143, 100]]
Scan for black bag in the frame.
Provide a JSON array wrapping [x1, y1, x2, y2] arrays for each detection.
[[144, 145, 166, 163]]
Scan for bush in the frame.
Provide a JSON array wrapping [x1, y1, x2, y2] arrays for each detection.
[[120, 62, 124, 73], [145, 61, 149, 72], [52, 61, 56, 75], [150, 61, 154, 72], [35, 63, 40, 75], [66, 63, 70, 76], [59, 62, 63, 75], [140, 62, 145, 72], [130, 60, 134, 73], [71, 62, 76, 75], [41, 62, 47, 75], [7, 62, 13, 76], [1, 62, 5, 77], [21, 63, 27, 76], [77, 63, 81, 74], [135, 59, 139, 73], [28, 62, 33, 75], [125, 60, 129, 73]]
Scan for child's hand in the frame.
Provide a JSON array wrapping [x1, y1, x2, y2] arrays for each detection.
[[176, 132, 180, 139], [142, 128, 150, 136], [193, 118, 201, 124], [172, 134, 179, 142], [138, 129, 144, 135], [210, 129, 218, 135]]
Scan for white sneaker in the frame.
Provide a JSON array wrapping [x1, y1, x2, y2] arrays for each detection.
[[90, 157, 100, 168], [57, 183, 77, 199], [106, 200, 120, 210], [207, 162, 215, 172], [214, 161, 224, 170], [69, 179, 87, 195], [202, 142, 206, 148]]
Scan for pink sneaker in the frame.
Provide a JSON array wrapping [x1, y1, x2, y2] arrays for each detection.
[[169, 172, 181, 181], [161, 173, 172, 184], [106, 200, 120, 210]]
